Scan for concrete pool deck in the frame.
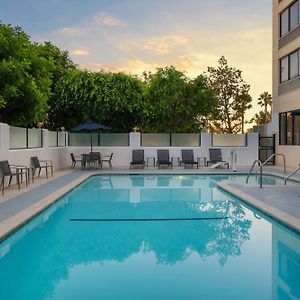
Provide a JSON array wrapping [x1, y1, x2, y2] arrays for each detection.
[[0, 165, 300, 241]]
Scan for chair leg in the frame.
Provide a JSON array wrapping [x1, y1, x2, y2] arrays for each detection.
[[38, 168, 41, 177], [9, 176, 13, 186], [109, 161, 112, 168], [17, 174, 20, 190], [51, 166, 53, 176], [1, 177, 4, 195], [46, 167, 48, 179]]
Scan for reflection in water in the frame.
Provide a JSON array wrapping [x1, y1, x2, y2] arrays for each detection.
[[273, 227, 300, 300], [0, 175, 298, 299]]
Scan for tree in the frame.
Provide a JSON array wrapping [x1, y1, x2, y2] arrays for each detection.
[[249, 92, 272, 126], [257, 91, 272, 124], [249, 111, 272, 126], [50, 69, 144, 131], [0, 22, 53, 126], [206, 56, 252, 133], [141, 66, 217, 132]]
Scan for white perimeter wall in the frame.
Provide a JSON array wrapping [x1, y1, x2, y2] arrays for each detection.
[[0, 123, 259, 170]]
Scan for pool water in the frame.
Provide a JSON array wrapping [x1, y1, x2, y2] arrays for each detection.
[[0, 175, 299, 300]]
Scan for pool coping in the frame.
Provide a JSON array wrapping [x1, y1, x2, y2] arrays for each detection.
[[0, 170, 299, 242], [218, 181, 300, 233]]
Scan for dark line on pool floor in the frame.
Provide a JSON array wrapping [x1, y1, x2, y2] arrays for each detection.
[[69, 217, 229, 222]]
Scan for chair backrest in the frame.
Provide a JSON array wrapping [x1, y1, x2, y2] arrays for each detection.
[[31, 156, 41, 168], [0, 160, 12, 176], [209, 148, 222, 162], [90, 152, 101, 160], [181, 150, 194, 162], [132, 150, 144, 162], [157, 150, 170, 162], [70, 153, 75, 162]]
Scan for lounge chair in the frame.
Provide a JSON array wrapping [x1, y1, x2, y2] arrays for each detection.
[[130, 150, 145, 169], [70, 153, 82, 168], [0, 161, 27, 194], [181, 150, 198, 169], [157, 150, 172, 169], [101, 153, 113, 168], [31, 156, 53, 178], [207, 148, 229, 168]]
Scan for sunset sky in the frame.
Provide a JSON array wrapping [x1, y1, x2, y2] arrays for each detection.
[[0, 0, 272, 120]]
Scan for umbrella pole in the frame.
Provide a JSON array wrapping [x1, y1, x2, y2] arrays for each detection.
[[90, 133, 93, 153]]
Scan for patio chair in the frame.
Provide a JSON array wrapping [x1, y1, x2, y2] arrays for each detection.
[[90, 152, 102, 168], [181, 150, 198, 169], [101, 153, 113, 168], [0, 160, 24, 195], [81, 153, 100, 170], [70, 153, 82, 168], [31, 156, 53, 178], [207, 148, 229, 169], [157, 150, 172, 169], [130, 150, 145, 169]]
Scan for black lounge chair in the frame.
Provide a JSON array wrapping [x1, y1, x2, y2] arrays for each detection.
[[0, 160, 27, 194], [101, 153, 113, 168], [31, 156, 53, 178], [157, 150, 172, 169], [181, 150, 198, 169], [70, 153, 82, 168], [130, 150, 145, 169], [207, 148, 229, 168]]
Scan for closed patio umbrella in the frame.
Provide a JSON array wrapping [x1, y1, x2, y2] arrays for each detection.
[[70, 121, 112, 152]]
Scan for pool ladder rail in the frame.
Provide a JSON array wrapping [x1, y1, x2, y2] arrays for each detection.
[[284, 164, 300, 185], [246, 153, 286, 188]]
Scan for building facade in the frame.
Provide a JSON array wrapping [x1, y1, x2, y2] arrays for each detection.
[[273, 0, 300, 168]]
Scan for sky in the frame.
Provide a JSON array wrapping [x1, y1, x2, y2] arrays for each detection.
[[0, 0, 272, 121]]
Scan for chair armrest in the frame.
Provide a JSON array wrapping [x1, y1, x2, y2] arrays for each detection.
[[101, 156, 110, 159], [40, 160, 53, 166], [10, 164, 28, 170]]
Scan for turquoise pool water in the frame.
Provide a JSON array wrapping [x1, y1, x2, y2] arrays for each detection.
[[0, 175, 299, 300]]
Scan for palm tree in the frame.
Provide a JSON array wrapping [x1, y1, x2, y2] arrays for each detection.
[[258, 92, 272, 124]]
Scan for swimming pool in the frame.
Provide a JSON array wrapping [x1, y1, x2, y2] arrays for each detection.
[[0, 175, 299, 300]]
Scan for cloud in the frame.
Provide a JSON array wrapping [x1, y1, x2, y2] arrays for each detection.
[[71, 49, 90, 56], [94, 12, 124, 27], [120, 35, 188, 55]]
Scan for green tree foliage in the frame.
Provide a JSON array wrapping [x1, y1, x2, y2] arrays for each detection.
[[249, 91, 272, 125], [206, 56, 252, 133], [0, 22, 53, 126], [37, 42, 76, 129], [51, 69, 144, 131], [141, 66, 217, 133]]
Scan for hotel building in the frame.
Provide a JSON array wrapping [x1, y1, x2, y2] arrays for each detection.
[[273, 0, 300, 167]]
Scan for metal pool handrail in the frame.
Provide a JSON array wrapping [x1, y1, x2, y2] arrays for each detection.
[[246, 159, 263, 188], [258, 153, 286, 175], [284, 164, 300, 185]]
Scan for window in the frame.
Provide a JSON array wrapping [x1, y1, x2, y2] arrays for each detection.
[[290, 1, 299, 30], [280, 0, 300, 37], [279, 111, 300, 145], [287, 112, 293, 145], [280, 113, 287, 145], [293, 115, 300, 145], [280, 56, 289, 82], [280, 49, 300, 83], [281, 8, 289, 36], [290, 51, 299, 79]]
